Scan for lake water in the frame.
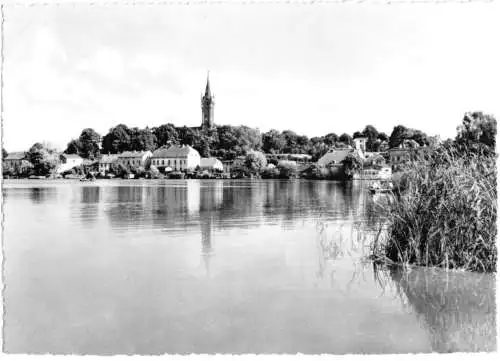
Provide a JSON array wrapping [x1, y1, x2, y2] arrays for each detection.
[[2, 179, 496, 354]]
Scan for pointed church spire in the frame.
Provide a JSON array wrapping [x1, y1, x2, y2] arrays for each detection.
[[204, 71, 212, 98], [201, 71, 215, 130]]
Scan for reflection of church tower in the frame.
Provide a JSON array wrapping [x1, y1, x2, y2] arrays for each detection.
[[201, 217, 215, 278], [186, 181, 201, 215], [201, 72, 215, 131]]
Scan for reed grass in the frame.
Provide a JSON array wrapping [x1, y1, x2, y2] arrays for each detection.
[[373, 144, 497, 272]]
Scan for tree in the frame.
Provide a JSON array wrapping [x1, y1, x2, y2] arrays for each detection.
[[102, 124, 131, 154], [353, 131, 364, 139], [196, 135, 212, 157], [130, 127, 157, 151], [262, 129, 286, 154], [236, 126, 262, 153], [78, 128, 101, 159], [277, 160, 298, 179], [244, 150, 267, 175], [261, 166, 280, 179], [342, 153, 362, 179], [282, 130, 299, 153], [389, 125, 409, 148], [65, 139, 82, 155], [377, 132, 389, 142], [230, 158, 249, 178], [362, 125, 379, 152], [176, 126, 199, 146], [27, 142, 60, 176], [456, 112, 497, 148], [309, 139, 329, 162], [64, 128, 101, 159], [410, 129, 429, 147], [213, 125, 261, 157], [2, 148, 8, 159], [339, 133, 353, 146], [323, 133, 338, 147], [109, 162, 129, 178], [153, 123, 179, 147]]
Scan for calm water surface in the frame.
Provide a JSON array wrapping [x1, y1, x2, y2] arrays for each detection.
[[2, 179, 496, 354]]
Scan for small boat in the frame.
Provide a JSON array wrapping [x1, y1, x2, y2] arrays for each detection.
[[369, 180, 393, 194]]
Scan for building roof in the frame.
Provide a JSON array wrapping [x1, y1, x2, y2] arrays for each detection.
[[266, 153, 312, 160], [365, 153, 384, 161], [152, 145, 199, 158], [61, 153, 82, 160], [118, 151, 152, 158], [200, 157, 222, 167], [99, 154, 119, 163], [318, 149, 353, 165], [5, 151, 26, 160]]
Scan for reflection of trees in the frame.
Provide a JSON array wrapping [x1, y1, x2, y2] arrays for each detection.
[[79, 186, 101, 226], [30, 187, 56, 204], [105, 186, 149, 230], [200, 216, 215, 278], [101, 180, 386, 237], [81, 186, 100, 203], [388, 266, 496, 352], [199, 180, 382, 233]]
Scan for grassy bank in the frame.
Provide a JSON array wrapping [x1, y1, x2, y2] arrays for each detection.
[[373, 144, 497, 272]]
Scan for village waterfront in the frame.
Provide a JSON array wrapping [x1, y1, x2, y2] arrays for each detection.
[[2, 178, 496, 354]]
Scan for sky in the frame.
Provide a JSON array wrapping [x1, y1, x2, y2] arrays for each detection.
[[2, 2, 500, 151]]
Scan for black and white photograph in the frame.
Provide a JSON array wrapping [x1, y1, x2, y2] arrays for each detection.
[[0, 0, 498, 356]]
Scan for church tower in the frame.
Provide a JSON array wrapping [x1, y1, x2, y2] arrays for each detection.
[[201, 72, 215, 131]]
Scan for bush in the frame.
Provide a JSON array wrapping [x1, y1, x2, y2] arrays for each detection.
[[147, 165, 161, 179], [277, 160, 298, 179], [109, 163, 130, 179], [342, 153, 362, 179], [261, 167, 280, 179], [374, 144, 496, 272], [244, 150, 267, 175], [301, 164, 344, 180], [169, 171, 185, 179]]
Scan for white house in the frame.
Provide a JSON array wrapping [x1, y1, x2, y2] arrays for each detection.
[[353, 137, 368, 155], [117, 151, 152, 168], [57, 153, 83, 173], [151, 145, 200, 172], [200, 157, 223, 171], [4, 152, 28, 170]]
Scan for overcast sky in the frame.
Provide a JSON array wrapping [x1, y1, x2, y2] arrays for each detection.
[[2, 2, 499, 151]]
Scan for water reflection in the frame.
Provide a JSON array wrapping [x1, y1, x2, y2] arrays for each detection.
[[30, 187, 56, 204], [388, 266, 497, 352], [312, 217, 496, 353], [81, 187, 100, 203], [79, 187, 101, 226], [200, 217, 215, 279], [3, 179, 495, 354]]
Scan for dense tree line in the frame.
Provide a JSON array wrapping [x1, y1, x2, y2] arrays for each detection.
[[4, 111, 496, 179], [59, 121, 440, 163]]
